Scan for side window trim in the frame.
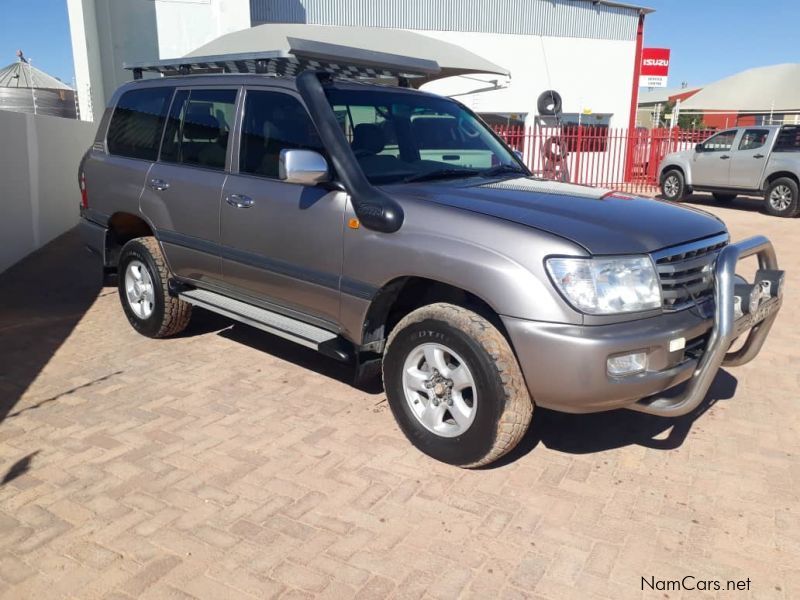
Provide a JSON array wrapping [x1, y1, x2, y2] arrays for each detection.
[[233, 86, 325, 181], [155, 85, 241, 173]]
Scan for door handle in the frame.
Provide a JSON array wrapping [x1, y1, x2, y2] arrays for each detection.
[[148, 178, 170, 191], [754, 154, 765, 159], [225, 194, 254, 209], [720, 155, 730, 160]]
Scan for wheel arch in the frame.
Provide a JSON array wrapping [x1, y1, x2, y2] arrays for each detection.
[[763, 170, 799, 190], [106, 211, 156, 268], [361, 276, 509, 349]]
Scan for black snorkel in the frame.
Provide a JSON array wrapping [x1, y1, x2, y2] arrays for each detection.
[[296, 70, 404, 234]]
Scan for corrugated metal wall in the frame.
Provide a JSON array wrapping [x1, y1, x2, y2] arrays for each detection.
[[250, 0, 640, 41]]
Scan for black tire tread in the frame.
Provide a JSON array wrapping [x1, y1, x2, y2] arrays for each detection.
[[133, 237, 192, 337], [384, 303, 533, 468], [764, 177, 800, 218]]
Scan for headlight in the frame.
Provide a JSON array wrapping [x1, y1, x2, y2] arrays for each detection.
[[546, 256, 662, 314]]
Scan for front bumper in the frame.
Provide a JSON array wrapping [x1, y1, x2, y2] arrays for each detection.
[[504, 236, 783, 416]]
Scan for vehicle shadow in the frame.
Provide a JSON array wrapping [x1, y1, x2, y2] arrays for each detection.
[[217, 321, 384, 394], [661, 192, 766, 213], [487, 369, 738, 467], [0, 229, 103, 424]]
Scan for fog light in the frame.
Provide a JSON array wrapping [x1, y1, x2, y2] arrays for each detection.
[[607, 352, 647, 376]]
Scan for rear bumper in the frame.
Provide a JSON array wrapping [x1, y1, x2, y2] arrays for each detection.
[[78, 216, 107, 259], [504, 236, 783, 416]]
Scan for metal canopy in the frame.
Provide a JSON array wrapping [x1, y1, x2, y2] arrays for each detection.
[[124, 23, 510, 85]]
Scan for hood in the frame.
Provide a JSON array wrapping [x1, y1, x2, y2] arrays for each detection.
[[385, 177, 726, 255]]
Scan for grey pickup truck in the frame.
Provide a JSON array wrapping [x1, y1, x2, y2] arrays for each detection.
[[659, 125, 800, 217], [78, 68, 784, 467]]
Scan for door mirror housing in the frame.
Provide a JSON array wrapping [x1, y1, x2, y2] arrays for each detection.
[[695, 143, 704, 153], [279, 149, 330, 185]]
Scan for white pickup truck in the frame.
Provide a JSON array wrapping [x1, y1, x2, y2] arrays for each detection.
[[659, 125, 800, 217]]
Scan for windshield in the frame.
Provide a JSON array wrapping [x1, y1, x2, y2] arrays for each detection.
[[325, 87, 525, 185]]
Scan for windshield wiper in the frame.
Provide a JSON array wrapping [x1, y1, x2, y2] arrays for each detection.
[[403, 168, 481, 183], [480, 164, 528, 177]]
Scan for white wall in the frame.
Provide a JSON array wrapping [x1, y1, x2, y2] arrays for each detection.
[[417, 31, 637, 128], [67, 0, 250, 121], [0, 110, 97, 274]]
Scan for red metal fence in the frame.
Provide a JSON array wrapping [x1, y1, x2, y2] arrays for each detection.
[[493, 125, 715, 195]]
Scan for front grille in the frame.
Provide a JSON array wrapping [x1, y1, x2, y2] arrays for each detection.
[[653, 234, 728, 311]]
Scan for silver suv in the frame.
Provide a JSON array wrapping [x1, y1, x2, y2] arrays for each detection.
[[659, 125, 800, 217], [79, 71, 784, 467]]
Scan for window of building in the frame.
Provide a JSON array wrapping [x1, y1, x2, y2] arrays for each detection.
[[107, 87, 174, 161], [160, 88, 238, 171], [738, 129, 769, 151], [239, 90, 325, 178]]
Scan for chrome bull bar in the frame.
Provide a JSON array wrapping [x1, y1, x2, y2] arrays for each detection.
[[632, 235, 783, 417]]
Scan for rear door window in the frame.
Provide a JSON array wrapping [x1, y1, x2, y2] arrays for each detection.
[[738, 129, 770, 151], [160, 88, 238, 171], [107, 87, 173, 161]]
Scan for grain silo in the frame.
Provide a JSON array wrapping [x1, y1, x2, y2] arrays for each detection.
[[0, 51, 78, 119]]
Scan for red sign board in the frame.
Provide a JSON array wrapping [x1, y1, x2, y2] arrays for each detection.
[[640, 48, 670, 87], [641, 48, 670, 76]]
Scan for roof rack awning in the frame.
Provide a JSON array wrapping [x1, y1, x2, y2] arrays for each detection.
[[124, 23, 510, 86]]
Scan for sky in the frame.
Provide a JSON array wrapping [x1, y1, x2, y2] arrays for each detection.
[[0, 0, 797, 88]]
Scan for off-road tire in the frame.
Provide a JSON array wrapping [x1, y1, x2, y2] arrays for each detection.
[[661, 169, 687, 201], [118, 237, 192, 338], [764, 177, 800, 217], [383, 303, 533, 468], [713, 193, 737, 203]]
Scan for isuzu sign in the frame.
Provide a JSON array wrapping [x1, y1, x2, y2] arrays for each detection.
[[639, 48, 670, 88]]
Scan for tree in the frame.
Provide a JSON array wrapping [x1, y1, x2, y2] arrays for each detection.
[[659, 100, 704, 129]]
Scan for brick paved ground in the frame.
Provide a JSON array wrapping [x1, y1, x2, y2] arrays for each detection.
[[0, 195, 798, 600]]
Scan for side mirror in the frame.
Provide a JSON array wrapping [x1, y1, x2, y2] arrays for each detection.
[[513, 149, 524, 161], [695, 143, 704, 153], [279, 149, 330, 185]]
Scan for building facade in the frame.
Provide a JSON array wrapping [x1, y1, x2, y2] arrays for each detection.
[[68, 0, 648, 126]]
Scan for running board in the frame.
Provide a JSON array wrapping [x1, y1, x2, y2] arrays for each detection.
[[179, 288, 340, 353]]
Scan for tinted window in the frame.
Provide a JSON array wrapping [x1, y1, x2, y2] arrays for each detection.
[[774, 126, 800, 152], [701, 130, 736, 152], [107, 87, 173, 160], [161, 89, 238, 171], [738, 129, 769, 151], [239, 90, 324, 178]]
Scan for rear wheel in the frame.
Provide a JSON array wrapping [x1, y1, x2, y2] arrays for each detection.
[[764, 177, 800, 217], [382, 303, 533, 468], [661, 170, 686, 201], [713, 193, 737, 203], [118, 237, 192, 338]]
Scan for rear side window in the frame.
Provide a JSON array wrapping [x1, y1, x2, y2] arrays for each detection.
[[160, 88, 238, 171], [107, 88, 173, 161], [738, 129, 769, 151], [774, 126, 800, 152]]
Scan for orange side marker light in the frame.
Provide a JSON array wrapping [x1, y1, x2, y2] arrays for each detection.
[[348, 218, 360, 229]]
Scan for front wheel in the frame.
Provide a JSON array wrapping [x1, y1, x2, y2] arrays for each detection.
[[118, 237, 192, 338], [382, 303, 533, 468], [661, 170, 687, 201], [764, 177, 800, 217]]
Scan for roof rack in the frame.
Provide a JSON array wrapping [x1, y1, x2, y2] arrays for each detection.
[[124, 38, 440, 82]]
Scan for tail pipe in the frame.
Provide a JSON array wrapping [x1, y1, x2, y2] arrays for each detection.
[[632, 235, 783, 417], [295, 70, 404, 233]]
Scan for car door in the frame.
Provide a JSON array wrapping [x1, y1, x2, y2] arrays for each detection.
[[219, 87, 346, 325], [140, 87, 239, 285], [728, 128, 773, 189], [692, 129, 737, 187]]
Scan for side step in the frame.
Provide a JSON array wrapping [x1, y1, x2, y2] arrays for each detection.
[[179, 288, 341, 354]]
